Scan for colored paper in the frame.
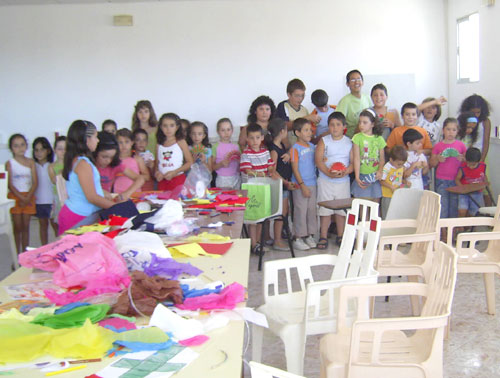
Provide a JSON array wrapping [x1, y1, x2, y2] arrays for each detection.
[[179, 335, 209, 347], [198, 242, 233, 255], [186, 232, 230, 242], [65, 224, 109, 235], [149, 304, 204, 340], [143, 254, 203, 279], [168, 243, 221, 259], [176, 282, 245, 311], [31, 304, 110, 329], [99, 317, 137, 332]]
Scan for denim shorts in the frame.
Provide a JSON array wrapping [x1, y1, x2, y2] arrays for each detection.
[[458, 192, 484, 215], [36, 204, 52, 219], [435, 178, 458, 218], [351, 173, 382, 198]]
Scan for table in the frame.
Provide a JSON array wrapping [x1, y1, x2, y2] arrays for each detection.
[[0, 238, 251, 377], [318, 198, 353, 211]]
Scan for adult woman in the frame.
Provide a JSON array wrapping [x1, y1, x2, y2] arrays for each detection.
[[238, 95, 276, 150]]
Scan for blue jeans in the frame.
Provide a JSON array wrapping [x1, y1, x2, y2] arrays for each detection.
[[435, 178, 458, 218]]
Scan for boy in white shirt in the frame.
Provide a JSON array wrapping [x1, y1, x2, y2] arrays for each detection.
[[403, 128, 429, 190]]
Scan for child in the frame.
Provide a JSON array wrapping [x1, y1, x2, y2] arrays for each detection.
[[351, 109, 386, 201], [155, 113, 193, 191], [132, 128, 155, 191], [211, 118, 241, 188], [131, 100, 158, 156], [102, 119, 117, 134], [459, 94, 491, 162], [114, 128, 149, 195], [417, 96, 446, 145], [6, 134, 37, 254], [94, 131, 144, 198], [290, 118, 318, 250], [267, 118, 294, 251], [187, 121, 213, 171], [276, 78, 320, 144], [380, 145, 408, 219], [315, 112, 353, 248], [403, 129, 429, 190], [458, 112, 482, 149], [58, 121, 115, 235], [370, 83, 401, 140], [33, 137, 57, 245], [48, 136, 66, 230], [240, 123, 275, 254], [456, 147, 488, 217], [430, 118, 467, 219], [180, 119, 191, 139], [336, 69, 372, 138], [386, 103, 433, 155], [310, 89, 336, 143]]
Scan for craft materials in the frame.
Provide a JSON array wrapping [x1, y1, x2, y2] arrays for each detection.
[[176, 282, 245, 311], [45, 364, 87, 376], [68, 359, 101, 364], [143, 254, 203, 280], [31, 304, 110, 329]]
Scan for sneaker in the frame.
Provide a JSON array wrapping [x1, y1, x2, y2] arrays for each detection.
[[293, 238, 310, 251], [264, 239, 274, 247], [305, 235, 317, 248], [251, 243, 263, 255], [273, 242, 290, 251]]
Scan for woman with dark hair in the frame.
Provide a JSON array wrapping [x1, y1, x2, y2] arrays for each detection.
[[238, 95, 276, 150]]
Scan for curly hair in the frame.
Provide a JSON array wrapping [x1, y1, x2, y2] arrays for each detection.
[[156, 113, 183, 145], [459, 94, 490, 122], [247, 95, 276, 123]]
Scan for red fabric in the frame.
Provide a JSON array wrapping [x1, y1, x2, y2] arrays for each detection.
[[99, 216, 129, 226], [158, 174, 186, 191]]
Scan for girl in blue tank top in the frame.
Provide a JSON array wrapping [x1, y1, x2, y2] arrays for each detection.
[[58, 120, 116, 235]]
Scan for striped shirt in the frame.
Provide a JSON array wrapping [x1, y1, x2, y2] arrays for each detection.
[[240, 147, 274, 182]]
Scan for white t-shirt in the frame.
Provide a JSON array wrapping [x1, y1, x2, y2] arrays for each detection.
[[417, 114, 441, 146], [404, 150, 427, 190]]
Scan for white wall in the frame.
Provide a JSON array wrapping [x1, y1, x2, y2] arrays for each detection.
[[447, 0, 499, 122], [447, 0, 500, 197], [0, 0, 447, 152]]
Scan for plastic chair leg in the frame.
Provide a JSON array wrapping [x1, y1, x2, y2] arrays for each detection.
[[258, 220, 267, 271], [483, 272, 496, 315], [282, 327, 306, 375], [251, 324, 264, 363]]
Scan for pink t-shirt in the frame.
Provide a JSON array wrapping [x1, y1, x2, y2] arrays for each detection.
[[97, 165, 122, 192], [114, 157, 140, 194], [432, 140, 467, 180], [212, 142, 240, 177]]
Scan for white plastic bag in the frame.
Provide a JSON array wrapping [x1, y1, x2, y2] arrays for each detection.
[[184, 163, 212, 198]]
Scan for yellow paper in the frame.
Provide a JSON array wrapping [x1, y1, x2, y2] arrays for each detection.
[[169, 243, 220, 258], [192, 199, 211, 204], [0, 308, 56, 322], [65, 224, 109, 235], [187, 232, 230, 242]]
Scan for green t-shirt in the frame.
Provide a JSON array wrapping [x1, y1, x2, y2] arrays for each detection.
[[352, 132, 386, 174], [336, 93, 372, 138]]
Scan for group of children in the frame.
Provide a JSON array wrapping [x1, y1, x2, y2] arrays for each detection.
[[5, 72, 493, 254]]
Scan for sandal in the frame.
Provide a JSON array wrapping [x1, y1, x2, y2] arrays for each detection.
[[335, 236, 343, 246], [317, 238, 328, 250]]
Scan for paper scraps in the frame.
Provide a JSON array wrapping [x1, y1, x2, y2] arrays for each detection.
[[176, 282, 245, 311], [149, 304, 204, 340], [186, 232, 230, 242], [178, 335, 209, 347], [143, 254, 202, 280]]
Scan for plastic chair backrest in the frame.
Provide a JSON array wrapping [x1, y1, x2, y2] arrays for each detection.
[[55, 174, 68, 204], [415, 190, 441, 234], [332, 199, 381, 280], [385, 188, 423, 220], [421, 242, 458, 317], [0, 163, 7, 201]]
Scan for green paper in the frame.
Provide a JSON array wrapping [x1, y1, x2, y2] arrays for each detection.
[[31, 304, 110, 329]]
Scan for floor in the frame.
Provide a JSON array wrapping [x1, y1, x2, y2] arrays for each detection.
[[1, 221, 499, 377]]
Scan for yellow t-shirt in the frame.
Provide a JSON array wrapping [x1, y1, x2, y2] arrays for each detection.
[[381, 161, 404, 198]]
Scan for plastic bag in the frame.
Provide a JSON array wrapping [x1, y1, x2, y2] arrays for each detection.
[[183, 162, 212, 198], [114, 230, 172, 271], [18, 232, 130, 304], [242, 183, 271, 221]]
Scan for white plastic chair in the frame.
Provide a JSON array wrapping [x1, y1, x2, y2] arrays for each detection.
[[55, 174, 68, 204], [380, 188, 423, 237], [243, 177, 294, 270], [439, 195, 500, 315], [0, 164, 18, 270], [252, 199, 381, 375], [320, 242, 458, 378], [249, 361, 305, 378]]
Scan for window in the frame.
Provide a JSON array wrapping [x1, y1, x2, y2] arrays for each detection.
[[457, 13, 479, 83]]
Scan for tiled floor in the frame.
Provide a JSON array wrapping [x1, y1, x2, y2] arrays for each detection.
[[1, 221, 499, 377]]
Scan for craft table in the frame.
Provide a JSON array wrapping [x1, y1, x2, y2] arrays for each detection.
[[0, 238, 251, 378]]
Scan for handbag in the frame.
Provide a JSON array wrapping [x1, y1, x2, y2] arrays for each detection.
[[242, 182, 271, 221]]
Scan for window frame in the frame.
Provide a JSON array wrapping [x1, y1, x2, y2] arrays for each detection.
[[456, 12, 480, 84]]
